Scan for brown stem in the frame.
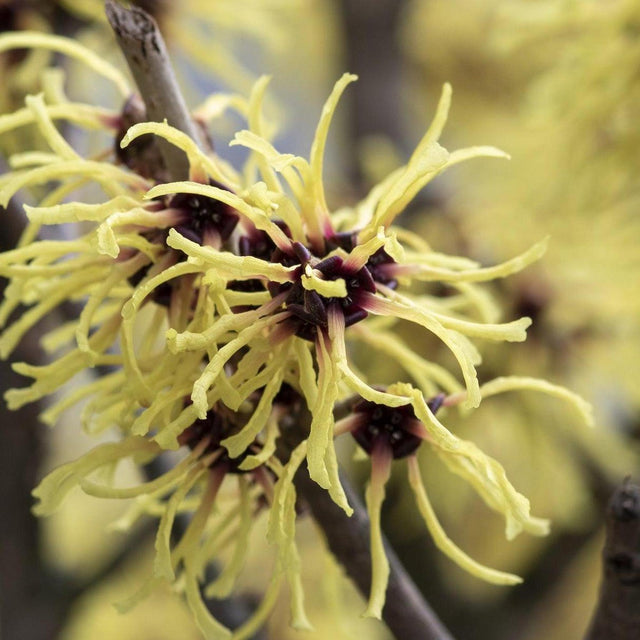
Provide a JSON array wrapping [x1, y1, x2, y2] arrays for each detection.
[[294, 469, 455, 640], [105, 0, 205, 180], [585, 479, 640, 640]]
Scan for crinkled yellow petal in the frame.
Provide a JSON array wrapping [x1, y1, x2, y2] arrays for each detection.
[[9, 152, 60, 168], [206, 476, 252, 598], [448, 146, 510, 166], [437, 449, 550, 539], [293, 337, 318, 407], [0, 265, 110, 358], [230, 130, 308, 210], [166, 307, 257, 354], [76, 254, 148, 359], [24, 195, 140, 224], [362, 447, 392, 619], [40, 370, 123, 427], [154, 465, 208, 582], [307, 332, 339, 489], [191, 314, 285, 418], [431, 313, 531, 342], [121, 122, 237, 188], [166, 228, 293, 282], [222, 361, 285, 458], [411, 83, 452, 159], [120, 298, 153, 406], [0, 160, 148, 207], [339, 362, 411, 407], [280, 483, 313, 631], [154, 402, 212, 450], [7, 314, 120, 409], [403, 250, 479, 271], [32, 437, 159, 516], [267, 441, 307, 545], [185, 565, 232, 640], [407, 456, 522, 585], [405, 238, 549, 283], [193, 92, 249, 124], [371, 142, 450, 230], [230, 129, 307, 174], [343, 226, 387, 273], [269, 193, 306, 244], [363, 293, 481, 408], [479, 376, 595, 427], [238, 414, 280, 471], [323, 436, 353, 516], [25, 93, 81, 161], [0, 102, 115, 137], [122, 261, 204, 321], [80, 443, 206, 500], [245, 75, 282, 193], [405, 386, 549, 539], [301, 264, 347, 298], [0, 239, 87, 268], [286, 542, 313, 631], [309, 72, 358, 215], [0, 32, 130, 95]]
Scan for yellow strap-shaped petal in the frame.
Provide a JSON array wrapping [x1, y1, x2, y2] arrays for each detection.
[[362, 445, 392, 618], [0, 32, 130, 95], [407, 456, 522, 585]]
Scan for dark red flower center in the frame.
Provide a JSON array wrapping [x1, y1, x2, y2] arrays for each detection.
[[351, 394, 445, 459], [267, 242, 380, 341], [169, 186, 239, 246]]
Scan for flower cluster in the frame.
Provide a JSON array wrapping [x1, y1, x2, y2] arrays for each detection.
[[0, 33, 594, 637]]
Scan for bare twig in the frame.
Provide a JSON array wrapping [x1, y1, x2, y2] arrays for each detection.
[[105, 0, 206, 180], [294, 469, 455, 640], [585, 479, 640, 640]]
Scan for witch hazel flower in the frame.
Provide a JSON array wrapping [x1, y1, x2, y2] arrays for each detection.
[[0, 33, 255, 419], [32, 400, 294, 639], [140, 74, 595, 621], [0, 31, 596, 635], [334, 377, 593, 617], [157, 77, 547, 505]]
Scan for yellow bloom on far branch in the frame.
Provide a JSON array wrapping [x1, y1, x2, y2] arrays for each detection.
[[400, 0, 640, 553], [0, 32, 594, 636]]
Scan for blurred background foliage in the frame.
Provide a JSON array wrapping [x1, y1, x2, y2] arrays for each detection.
[[1, 0, 639, 639]]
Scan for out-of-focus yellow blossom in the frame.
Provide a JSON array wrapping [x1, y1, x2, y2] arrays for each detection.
[[401, 0, 640, 534], [0, 30, 595, 636], [402, 0, 640, 407], [60, 0, 310, 94], [0, 0, 311, 97]]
